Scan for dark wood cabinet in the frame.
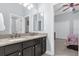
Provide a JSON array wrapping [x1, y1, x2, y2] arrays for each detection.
[[23, 40, 35, 49], [8, 52, 19, 56], [22, 40, 35, 56], [23, 46, 34, 56], [41, 37, 46, 54], [35, 43, 41, 56], [0, 47, 4, 56], [0, 36, 46, 56], [7, 51, 22, 56], [5, 43, 22, 56]]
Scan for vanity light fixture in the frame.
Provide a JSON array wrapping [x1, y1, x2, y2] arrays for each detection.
[[19, 3, 30, 6], [40, 12, 43, 16], [19, 3, 34, 10], [27, 4, 34, 10], [23, 3, 30, 7]]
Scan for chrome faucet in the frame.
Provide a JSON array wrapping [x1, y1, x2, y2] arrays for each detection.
[[15, 33, 18, 38], [15, 33, 21, 38], [10, 33, 21, 38]]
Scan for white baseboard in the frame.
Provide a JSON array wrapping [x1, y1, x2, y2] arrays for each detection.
[[56, 38, 66, 40], [45, 51, 54, 56]]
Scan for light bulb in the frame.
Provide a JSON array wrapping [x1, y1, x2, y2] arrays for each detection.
[[27, 4, 34, 10], [23, 3, 30, 7], [30, 4, 33, 8], [40, 13, 43, 16]]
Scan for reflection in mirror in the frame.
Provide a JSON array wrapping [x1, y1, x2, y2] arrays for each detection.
[[38, 20, 41, 31], [0, 13, 5, 31], [25, 16, 29, 33], [33, 14, 38, 31], [10, 14, 22, 34], [33, 12, 44, 31], [38, 12, 44, 31]]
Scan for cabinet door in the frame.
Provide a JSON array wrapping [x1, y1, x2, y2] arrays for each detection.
[[23, 46, 34, 56], [35, 43, 41, 56], [5, 43, 21, 55], [7, 51, 22, 56], [41, 37, 46, 54], [0, 47, 4, 56], [23, 40, 35, 49]]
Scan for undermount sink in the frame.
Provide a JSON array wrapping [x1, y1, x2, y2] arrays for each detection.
[[9, 37, 25, 42], [26, 33, 39, 36], [1, 33, 40, 42]]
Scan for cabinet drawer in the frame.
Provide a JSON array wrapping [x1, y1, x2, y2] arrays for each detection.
[[23, 46, 34, 56], [23, 40, 35, 49], [35, 38, 41, 44], [35, 43, 41, 56], [5, 43, 21, 55], [0, 47, 4, 56]]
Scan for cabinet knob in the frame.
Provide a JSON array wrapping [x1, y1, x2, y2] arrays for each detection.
[[33, 47, 34, 48], [36, 46, 37, 47], [18, 52, 21, 56]]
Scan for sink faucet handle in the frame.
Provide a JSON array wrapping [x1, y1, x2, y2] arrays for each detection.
[[15, 33, 17, 38]]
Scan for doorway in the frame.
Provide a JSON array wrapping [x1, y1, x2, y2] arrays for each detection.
[[25, 16, 29, 33], [54, 3, 78, 56]]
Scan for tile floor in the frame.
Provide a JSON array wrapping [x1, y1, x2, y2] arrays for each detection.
[[42, 39, 78, 56], [55, 39, 78, 56]]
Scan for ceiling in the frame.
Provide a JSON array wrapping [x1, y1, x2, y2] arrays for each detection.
[[54, 3, 79, 16]]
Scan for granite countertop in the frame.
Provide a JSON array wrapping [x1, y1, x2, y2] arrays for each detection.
[[0, 33, 47, 47]]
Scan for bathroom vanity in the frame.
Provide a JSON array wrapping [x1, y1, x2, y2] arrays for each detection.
[[0, 33, 47, 56]]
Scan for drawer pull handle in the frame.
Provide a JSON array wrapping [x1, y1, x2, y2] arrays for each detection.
[[36, 46, 37, 47], [18, 52, 21, 55], [33, 47, 34, 48]]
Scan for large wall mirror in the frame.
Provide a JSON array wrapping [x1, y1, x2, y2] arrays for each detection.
[[33, 14, 38, 31], [38, 12, 44, 31], [33, 12, 44, 31], [10, 14, 23, 34]]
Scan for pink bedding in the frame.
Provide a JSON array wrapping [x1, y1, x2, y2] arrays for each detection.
[[66, 33, 78, 46]]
